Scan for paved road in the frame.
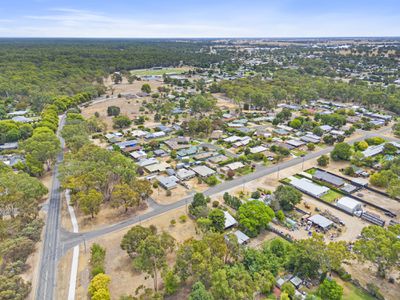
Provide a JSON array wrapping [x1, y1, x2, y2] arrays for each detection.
[[36, 114, 66, 300], [59, 126, 394, 253]]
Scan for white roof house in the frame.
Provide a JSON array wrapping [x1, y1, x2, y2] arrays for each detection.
[[308, 214, 333, 230], [224, 135, 242, 143], [157, 176, 178, 190], [250, 145, 267, 154], [362, 144, 384, 157], [233, 230, 250, 245], [176, 168, 196, 181], [291, 178, 330, 197], [224, 211, 238, 229], [225, 161, 245, 171], [336, 197, 362, 215], [286, 139, 305, 148], [191, 165, 216, 178], [131, 130, 148, 137], [145, 162, 169, 174], [130, 150, 147, 160], [320, 125, 332, 132]]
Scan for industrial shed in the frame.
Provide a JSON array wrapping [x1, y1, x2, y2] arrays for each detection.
[[308, 214, 333, 231], [336, 197, 362, 215], [291, 178, 330, 198]]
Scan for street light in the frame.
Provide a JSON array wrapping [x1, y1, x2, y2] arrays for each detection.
[[301, 154, 305, 171]]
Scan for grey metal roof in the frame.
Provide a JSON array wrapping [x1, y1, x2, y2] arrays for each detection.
[[314, 170, 344, 187], [308, 214, 333, 229]]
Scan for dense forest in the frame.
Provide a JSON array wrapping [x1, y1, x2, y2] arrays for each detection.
[[218, 70, 400, 114], [0, 39, 228, 112]]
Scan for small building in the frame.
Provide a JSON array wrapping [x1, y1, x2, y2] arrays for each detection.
[[308, 214, 333, 231], [191, 165, 216, 178], [336, 197, 362, 215], [233, 230, 250, 245], [224, 211, 238, 229], [176, 168, 196, 181], [290, 276, 303, 289], [291, 178, 330, 198], [157, 176, 178, 190]]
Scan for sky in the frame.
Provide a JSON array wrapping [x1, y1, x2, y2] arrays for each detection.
[[0, 0, 399, 38]]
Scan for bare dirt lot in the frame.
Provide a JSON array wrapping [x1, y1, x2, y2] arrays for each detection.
[[74, 206, 199, 299], [73, 202, 151, 232]]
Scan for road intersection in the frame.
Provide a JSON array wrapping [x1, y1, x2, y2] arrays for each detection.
[[36, 122, 393, 299]]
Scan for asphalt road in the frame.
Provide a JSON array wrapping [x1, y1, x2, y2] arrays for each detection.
[[60, 126, 394, 253], [35, 114, 66, 300], [36, 121, 394, 299]]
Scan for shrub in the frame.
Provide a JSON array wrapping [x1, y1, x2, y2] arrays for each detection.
[[179, 215, 188, 223], [212, 200, 219, 208]]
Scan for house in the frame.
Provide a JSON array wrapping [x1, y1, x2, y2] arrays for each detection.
[[0, 142, 18, 151], [131, 130, 148, 138], [233, 136, 251, 148], [130, 150, 147, 160], [331, 130, 345, 136], [146, 131, 166, 139], [194, 152, 214, 161], [225, 161, 245, 171], [0, 154, 24, 167], [291, 178, 329, 198], [362, 144, 384, 157], [224, 211, 238, 229], [285, 139, 305, 148], [7, 110, 28, 116], [145, 162, 169, 174], [313, 170, 345, 187], [164, 137, 191, 150], [308, 214, 333, 231], [336, 197, 362, 215], [191, 165, 216, 178], [154, 149, 167, 157], [320, 125, 332, 132], [210, 130, 223, 140], [177, 146, 198, 158], [157, 176, 178, 190], [273, 128, 290, 136], [137, 158, 158, 167], [208, 155, 228, 164], [233, 230, 250, 245], [224, 135, 243, 143], [176, 168, 196, 181], [156, 125, 173, 133], [300, 133, 320, 144], [12, 116, 33, 123], [250, 145, 268, 154], [290, 276, 303, 289], [116, 140, 138, 149]]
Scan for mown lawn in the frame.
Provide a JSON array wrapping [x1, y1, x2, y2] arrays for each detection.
[[342, 282, 376, 300], [320, 189, 342, 203]]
